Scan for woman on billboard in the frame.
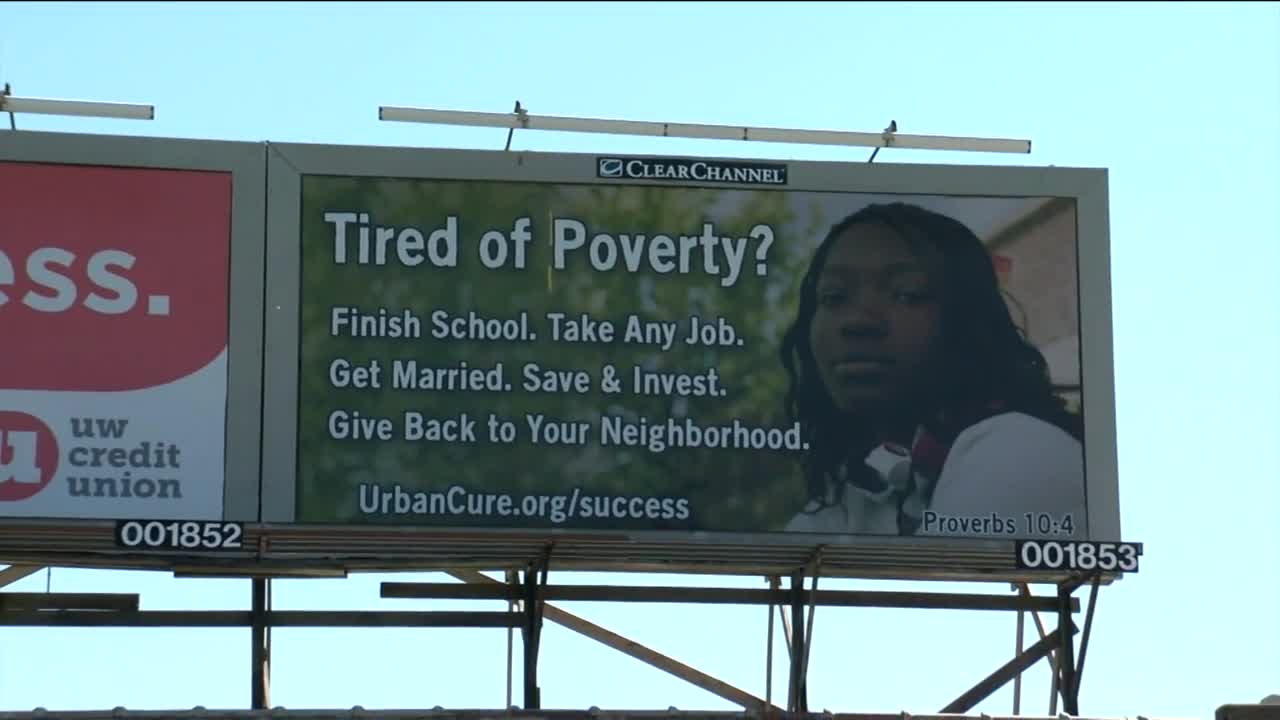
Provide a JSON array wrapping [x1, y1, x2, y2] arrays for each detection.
[[779, 202, 1087, 538]]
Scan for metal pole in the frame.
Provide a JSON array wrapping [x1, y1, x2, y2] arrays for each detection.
[[786, 570, 807, 712], [520, 560, 548, 710], [445, 569, 773, 711], [1013, 592, 1025, 715], [521, 567, 539, 709], [0, 566, 43, 589], [1074, 575, 1102, 705], [1019, 583, 1060, 715], [1058, 582, 1079, 715], [250, 578, 271, 710], [941, 625, 1072, 714], [766, 577, 777, 708], [799, 565, 821, 712], [506, 570, 516, 709]]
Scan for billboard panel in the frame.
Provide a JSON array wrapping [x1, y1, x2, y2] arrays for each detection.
[[261, 143, 1119, 556], [0, 131, 265, 522]]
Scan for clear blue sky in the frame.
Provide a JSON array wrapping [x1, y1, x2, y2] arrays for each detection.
[[2, 2, 1278, 717]]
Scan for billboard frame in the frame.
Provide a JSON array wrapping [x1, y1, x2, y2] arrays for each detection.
[[0, 126, 1126, 720], [0, 130, 267, 522], [259, 140, 1119, 581], [0, 560, 1101, 716]]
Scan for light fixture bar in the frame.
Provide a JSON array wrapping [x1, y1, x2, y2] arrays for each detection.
[[1, 95, 155, 121], [378, 105, 1031, 154]]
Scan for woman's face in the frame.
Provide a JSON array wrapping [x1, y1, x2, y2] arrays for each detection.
[[808, 222, 944, 418]]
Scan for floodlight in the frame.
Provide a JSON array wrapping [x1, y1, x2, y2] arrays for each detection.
[[377, 105, 1031, 154], [1, 95, 154, 121]]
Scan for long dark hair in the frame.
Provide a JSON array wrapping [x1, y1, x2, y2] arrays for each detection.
[[779, 202, 1082, 506]]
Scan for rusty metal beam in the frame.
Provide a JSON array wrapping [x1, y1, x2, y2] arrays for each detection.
[[446, 569, 778, 713], [0, 610, 521, 627], [0, 565, 42, 590], [382, 581, 1073, 613], [941, 621, 1078, 714], [0, 592, 138, 611]]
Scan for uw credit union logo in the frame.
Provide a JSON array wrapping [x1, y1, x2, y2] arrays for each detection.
[[0, 411, 59, 501]]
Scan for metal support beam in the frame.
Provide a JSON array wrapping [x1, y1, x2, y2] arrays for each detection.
[[765, 576, 779, 709], [799, 555, 822, 714], [941, 621, 1077, 714], [385, 571, 1078, 714], [1013, 584, 1026, 715], [1058, 580, 1080, 715], [866, 120, 897, 163], [503, 100, 525, 151], [446, 570, 776, 713], [1074, 575, 1102, 705], [1017, 582, 1061, 714], [0, 593, 137, 611], [506, 569, 517, 709], [381, 582, 1073, 613], [786, 570, 807, 713], [0, 565, 43, 590], [775, 577, 793, 664], [521, 558, 549, 710], [251, 578, 271, 710], [0, 610, 521, 627], [0, 710, 1184, 720]]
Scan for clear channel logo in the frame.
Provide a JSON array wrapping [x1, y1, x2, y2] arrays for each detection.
[[598, 158, 625, 178], [596, 156, 788, 186]]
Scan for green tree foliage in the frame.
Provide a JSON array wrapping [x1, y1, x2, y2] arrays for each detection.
[[297, 176, 831, 532]]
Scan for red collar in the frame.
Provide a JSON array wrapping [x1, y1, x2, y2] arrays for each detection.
[[892, 401, 1008, 482]]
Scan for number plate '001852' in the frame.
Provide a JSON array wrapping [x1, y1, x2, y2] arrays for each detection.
[[114, 520, 244, 551]]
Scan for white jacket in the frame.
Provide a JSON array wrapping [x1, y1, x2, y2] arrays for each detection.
[[784, 411, 1086, 538]]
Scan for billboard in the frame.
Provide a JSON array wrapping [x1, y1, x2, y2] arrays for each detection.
[[0, 131, 1123, 576], [260, 143, 1120, 550], [0, 132, 265, 523]]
